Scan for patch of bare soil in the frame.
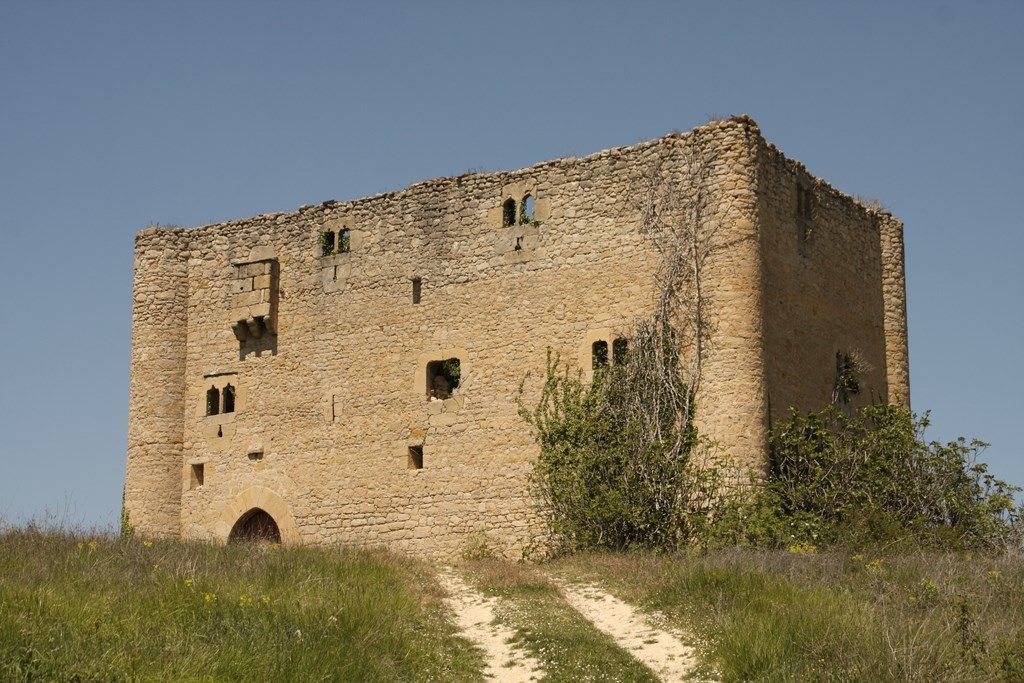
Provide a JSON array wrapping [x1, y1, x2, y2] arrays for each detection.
[[438, 568, 543, 682], [558, 581, 706, 681]]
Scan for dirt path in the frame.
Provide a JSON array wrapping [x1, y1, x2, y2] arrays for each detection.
[[438, 568, 543, 682], [557, 581, 704, 681]]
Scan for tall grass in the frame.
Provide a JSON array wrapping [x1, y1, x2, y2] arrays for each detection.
[[556, 550, 1024, 681], [0, 529, 482, 681]]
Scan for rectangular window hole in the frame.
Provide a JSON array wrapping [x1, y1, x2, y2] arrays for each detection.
[[190, 463, 205, 489], [412, 277, 421, 304], [426, 358, 460, 400], [247, 451, 264, 462], [408, 445, 423, 470]]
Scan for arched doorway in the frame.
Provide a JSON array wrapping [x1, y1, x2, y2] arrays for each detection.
[[228, 508, 281, 543]]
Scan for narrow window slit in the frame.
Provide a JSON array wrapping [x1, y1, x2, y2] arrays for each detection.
[[520, 194, 534, 224], [321, 231, 336, 256], [222, 384, 235, 413], [412, 277, 421, 304], [190, 463, 204, 488], [502, 198, 516, 227], [408, 445, 424, 470], [206, 386, 220, 416], [613, 338, 629, 365], [592, 340, 609, 368]]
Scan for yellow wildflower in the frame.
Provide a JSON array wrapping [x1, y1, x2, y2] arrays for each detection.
[[788, 542, 817, 555], [239, 594, 252, 607], [261, 595, 271, 606], [203, 593, 217, 603], [142, 540, 153, 548], [183, 578, 194, 588]]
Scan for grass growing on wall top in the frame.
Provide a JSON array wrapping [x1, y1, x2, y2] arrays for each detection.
[[0, 529, 482, 682]]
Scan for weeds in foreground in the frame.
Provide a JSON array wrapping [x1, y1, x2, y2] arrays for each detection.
[[0, 529, 482, 681], [556, 549, 1024, 682]]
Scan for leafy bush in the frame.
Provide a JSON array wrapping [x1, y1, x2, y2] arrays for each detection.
[[756, 404, 1019, 550], [519, 321, 721, 553], [521, 328, 1019, 552]]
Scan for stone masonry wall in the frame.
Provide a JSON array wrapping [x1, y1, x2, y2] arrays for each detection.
[[125, 228, 189, 536], [126, 117, 908, 557], [879, 213, 910, 406], [755, 137, 907, 422]]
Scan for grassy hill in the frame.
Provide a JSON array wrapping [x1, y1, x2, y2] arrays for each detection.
[[3, 529, 1024, 681], [0, 529, 481, 681]]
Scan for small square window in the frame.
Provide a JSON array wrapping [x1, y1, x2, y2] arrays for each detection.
[[426, 358, 460, 400], [408, 445, 423, 470], [190, 463, 205, 489]]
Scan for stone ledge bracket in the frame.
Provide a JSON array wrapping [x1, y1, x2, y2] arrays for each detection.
[[230, 255, 278, 342]]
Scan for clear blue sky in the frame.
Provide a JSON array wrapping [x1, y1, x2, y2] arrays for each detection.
[[1, 1, 1020, 529]]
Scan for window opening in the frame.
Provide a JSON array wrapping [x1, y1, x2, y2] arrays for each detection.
[[412, 277, 422, 304], [514, 236, 523, 251], [222, 384, 235, 413], [613, 338, 629, 365], [592, 340, 609, 368], [502, 198, 516, 227], [206, 386, 220, 416], [339, 228, 351, 253], [520, 194, 535, 224], [426, 358, 461, 400], [408, 445, 424, 470], [190, 463, 205, 489], [321, 231, 335, 256], [247, 450, 264, 462]]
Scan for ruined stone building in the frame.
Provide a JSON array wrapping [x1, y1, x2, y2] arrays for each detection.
[[124, 117, 909, 556]]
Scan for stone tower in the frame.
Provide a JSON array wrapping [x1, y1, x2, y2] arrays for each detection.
[[124, 117, 909, 556]]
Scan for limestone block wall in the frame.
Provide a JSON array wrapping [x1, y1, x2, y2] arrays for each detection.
[[755, 137, 906, 423], [125, 228, 189, 536], [879, 213, 910, 406], [125, 117, 909, 556]]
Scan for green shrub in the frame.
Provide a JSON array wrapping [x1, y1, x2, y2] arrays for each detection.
[[520, 320, 721, 553], [766, 404, 1018, 549], [521, 323, 1019, 552]]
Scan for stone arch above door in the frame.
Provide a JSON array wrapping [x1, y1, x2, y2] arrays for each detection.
[[214, 486, 301, 545]]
